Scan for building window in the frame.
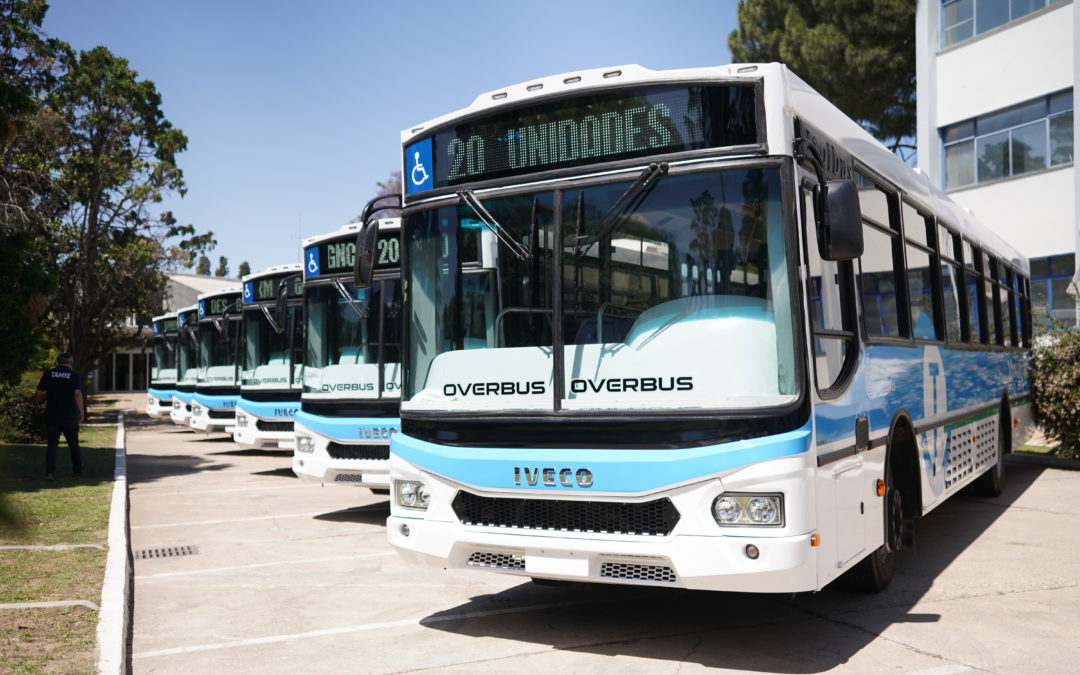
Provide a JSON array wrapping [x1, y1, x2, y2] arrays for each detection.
[[942, 89, 1073, 189], [941, 0, 1067, 48], [1029, 253, 1077, 329]]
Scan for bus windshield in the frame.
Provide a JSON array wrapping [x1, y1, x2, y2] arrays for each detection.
[[152, 335, 177, 383], [404, 166, 796, 412], [303, 279, 402, 398], [242, 306, 301, 388], [177, 327, 198, 384], [197, 320, 239, 384]]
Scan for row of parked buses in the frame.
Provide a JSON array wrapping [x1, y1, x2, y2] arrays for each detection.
[[147, 63, 1036, 594], [145, 216, 404, 490]]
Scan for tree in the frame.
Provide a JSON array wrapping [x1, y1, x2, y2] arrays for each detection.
[[728, 0, 916, 159], [44, 44, 214, 384], [237, 261, 250, 277], [214, 256, 228, 277], [196, 255, 210, 275], [0, 0, 68, 383], [353, 170, 401, 222]]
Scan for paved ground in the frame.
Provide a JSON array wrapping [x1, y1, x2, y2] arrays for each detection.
[[124, 411, 1080, 674]]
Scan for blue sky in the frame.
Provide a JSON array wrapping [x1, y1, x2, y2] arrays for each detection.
[[44, 0, 738, 276]]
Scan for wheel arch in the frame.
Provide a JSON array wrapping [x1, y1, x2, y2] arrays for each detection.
[[886, 408, 922, 520]]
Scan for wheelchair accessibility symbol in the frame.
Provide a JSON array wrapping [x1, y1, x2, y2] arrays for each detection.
[[305, 248, 320, 277], [243, 283, 252, 301], [405, 138, 433, 194]]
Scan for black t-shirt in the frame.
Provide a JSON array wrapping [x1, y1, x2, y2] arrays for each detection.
[[37, 366, 82, 422]]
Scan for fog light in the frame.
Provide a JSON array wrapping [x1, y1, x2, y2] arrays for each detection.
[[745, 544, 760, 559], [400, 523, 410, 537]]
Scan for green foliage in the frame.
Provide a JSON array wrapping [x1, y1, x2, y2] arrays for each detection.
[[196, 254, 211, 275], [0, 371, 45, 443], [214, 255, 228, 277], [237, 260, 250, 277], [1031, 329, 1080, 458], [728, 0, 916, 157]]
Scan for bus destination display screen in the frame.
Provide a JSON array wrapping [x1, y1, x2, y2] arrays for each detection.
[[304, 231, 401, 278], [248, 275, 303, 303], [201, 295, 241, 318], [406, 83, 758, 193]]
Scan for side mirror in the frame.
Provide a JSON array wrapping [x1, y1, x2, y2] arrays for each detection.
[[354, 221, 379, 291], [819, 180, 863, 261], [274, 284, 289, 333]]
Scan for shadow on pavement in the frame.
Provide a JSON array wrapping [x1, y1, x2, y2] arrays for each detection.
[[208, 449, 292, 458], [421, 462, 1046, 672], [251, 467, 298, 478], [313, 502, 390, 526]]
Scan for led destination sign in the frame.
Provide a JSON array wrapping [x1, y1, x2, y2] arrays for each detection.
[[202, 295, 241, 317], [306, 231, 401, 277], [409, 83, 758, 192], [249, 275, 303, 303]]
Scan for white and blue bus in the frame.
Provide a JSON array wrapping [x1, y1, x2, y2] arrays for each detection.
[[384, 63, 1034, 593], [233, 264, 305, 450], [170, 305, 199, 427], [189, 287, 243, 434], [292, 215, 403, 491], [147, 312, 178, 417]]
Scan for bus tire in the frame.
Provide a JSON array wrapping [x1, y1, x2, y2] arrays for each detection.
[[970, 402, 1009, 498]]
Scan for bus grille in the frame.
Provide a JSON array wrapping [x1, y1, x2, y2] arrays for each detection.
[[326, 443, 390, 461], [467, 551, 525, 570], [599, 560, 677, 583], [333, 473, 364, 483], [451, 493, 679, 536], [256, 420, 294, 432], [208, 409, 233, 419]]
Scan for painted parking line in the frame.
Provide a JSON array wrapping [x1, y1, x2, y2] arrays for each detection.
[[133, 598, 607, 659], [135, 552, 395, 580], [132, 483, 319, 497], [130, 511, 328, 529]]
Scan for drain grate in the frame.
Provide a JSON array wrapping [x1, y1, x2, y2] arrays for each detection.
[[135, 545, 199, 560]]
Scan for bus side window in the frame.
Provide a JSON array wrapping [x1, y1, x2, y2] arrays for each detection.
[[902, 201, 940, 341], [937, 224, 964, 343], [855, 172, 904, 340], [802, 183, 856, 393]]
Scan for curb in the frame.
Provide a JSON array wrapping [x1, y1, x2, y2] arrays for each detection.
[[96, 410, 132, 674], [1007, 452, 1080, 471]]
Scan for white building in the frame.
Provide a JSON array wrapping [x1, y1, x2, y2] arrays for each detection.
[[916, 0, 1076, 327], [92, 274, 238, 393]]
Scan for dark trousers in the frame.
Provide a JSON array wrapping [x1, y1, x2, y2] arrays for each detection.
[[45, 419, 82, 475]]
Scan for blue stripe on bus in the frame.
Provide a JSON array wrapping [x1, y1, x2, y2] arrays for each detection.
[[192, 392, 239, 410], [172, 391, 194, 404], [237, 398, 301, 420], [391, 423, 812, 494], [148, 388, 175, 399], [294, 410, 400, 442]]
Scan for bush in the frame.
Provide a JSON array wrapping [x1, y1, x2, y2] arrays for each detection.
[[1031, 329, 1080, 458], [0, 373, 45, 444]]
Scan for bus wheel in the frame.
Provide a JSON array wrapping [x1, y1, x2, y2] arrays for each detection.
[[970, 405, 1008, 498]]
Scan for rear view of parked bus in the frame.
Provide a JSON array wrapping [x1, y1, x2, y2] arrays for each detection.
[[170, 305, 199, 427], [189, 287, 243, 433], [292, 214, 403, 490], [147, 312, 178, 417], [234, 264, 305, 450], [385, 63, 1033, 593]]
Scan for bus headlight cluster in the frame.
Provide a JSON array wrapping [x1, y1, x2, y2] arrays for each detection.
[[191, 404, 202, 417], [295, 436, 315, 454], [711, 493, 784, 527], [235, 414, 248, 428], [395, 480, 430, 510]]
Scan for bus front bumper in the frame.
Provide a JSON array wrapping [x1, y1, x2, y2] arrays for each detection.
[[291, 419, 390, 488]]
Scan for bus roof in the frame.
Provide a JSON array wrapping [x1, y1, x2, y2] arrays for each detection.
[[301, 218, 400, 249], [401, 62, 1027, 275], [151, 311, 177, 322], [196, 286, 242, 301], [242, 263, 302, 283]]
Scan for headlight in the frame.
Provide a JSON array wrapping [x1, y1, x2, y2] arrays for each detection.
[[235, 414, 248, 428], [295, 436, 314, 454], [191, 404, 202, 417], [710, 493, 784, 527], [395, 480, 428, 510]]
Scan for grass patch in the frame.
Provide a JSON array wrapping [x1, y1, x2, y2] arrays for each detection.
[[0, 405, 118, 674], [0, 549, 107, 604], [0, 425, 116, 546], [0, 607, 98, 674]]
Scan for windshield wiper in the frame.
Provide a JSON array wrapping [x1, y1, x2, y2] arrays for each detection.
[[458, 189, 530, 260], [574, 161, 668, 255], [332, 278, 369, 320], [259, 304, 282, 334]]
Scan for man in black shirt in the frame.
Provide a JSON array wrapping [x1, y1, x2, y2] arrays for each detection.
[[34, 353, 85, 480]]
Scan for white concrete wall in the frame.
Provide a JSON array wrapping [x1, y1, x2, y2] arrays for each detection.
[[946, 166, 1076, 259], [935, 3, 1074, 127]]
